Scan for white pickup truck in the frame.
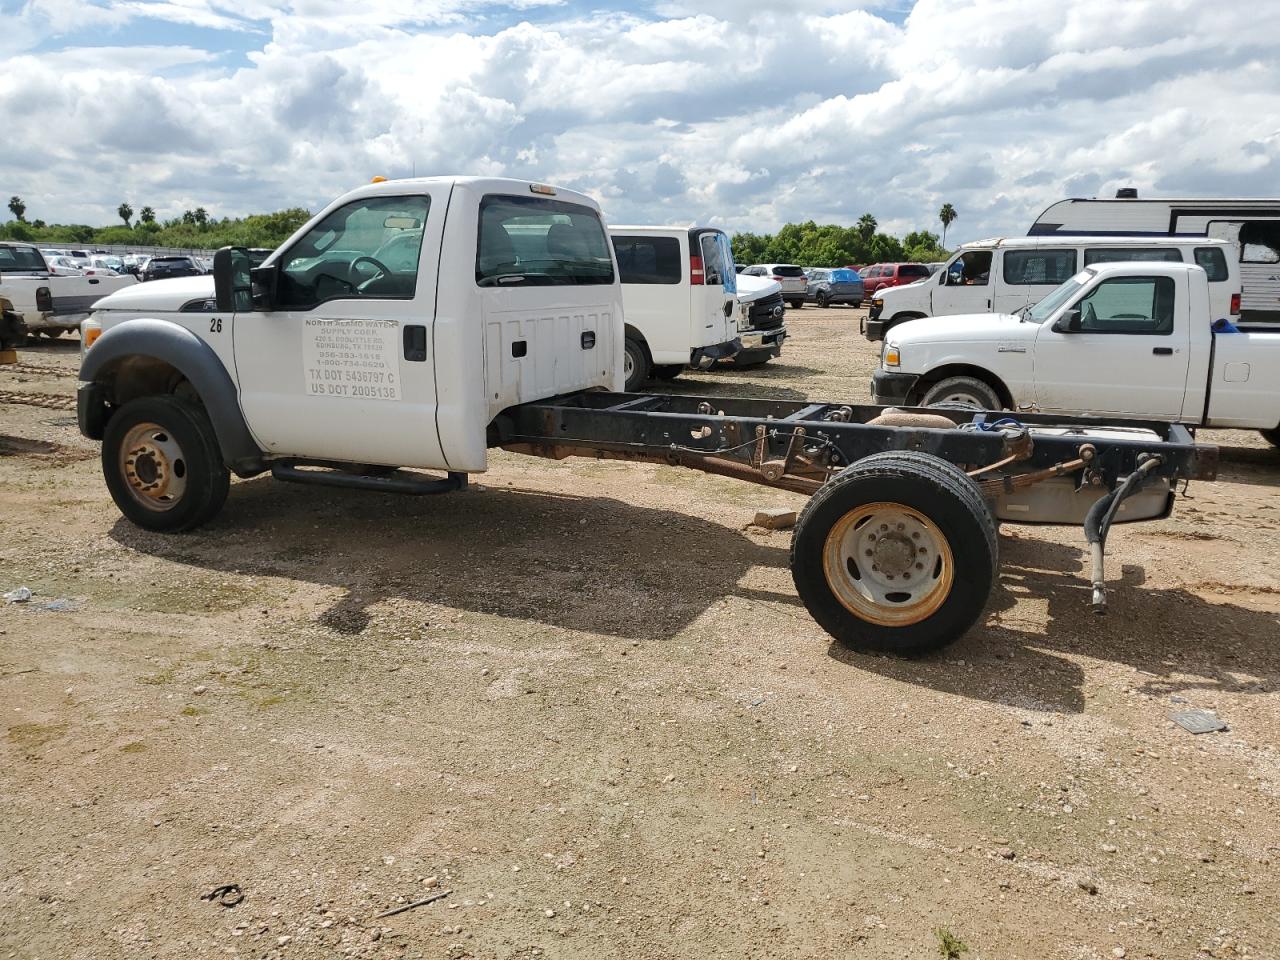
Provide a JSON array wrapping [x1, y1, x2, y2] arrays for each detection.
[[0, 241, 137, 337], [872, 262, 1280, 445], [76, 176, 1219, 657]]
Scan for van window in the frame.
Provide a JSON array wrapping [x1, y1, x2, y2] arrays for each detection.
[[1003, 249, 1076, 285], [1083, 247, 1182, 266], [476, 195, 614, 287], [699, 233, 729, 287], [612, 235, 681, 284], [1193, 247, 1229, 282], [1075, 276, 1175, 335], [947, 251, 992, 286]]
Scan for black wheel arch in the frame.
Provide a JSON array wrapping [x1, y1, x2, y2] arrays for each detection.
[[908, 364, 1014, 408], [78, 318, 266, 477]]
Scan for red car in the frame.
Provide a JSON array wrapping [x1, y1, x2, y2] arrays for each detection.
[[858, 262, 932, 296]]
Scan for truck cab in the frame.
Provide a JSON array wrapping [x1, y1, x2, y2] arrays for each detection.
[[78, 177, 623, 529]]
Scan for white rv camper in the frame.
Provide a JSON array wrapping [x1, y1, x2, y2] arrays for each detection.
[[1030, 191, 1280, 327]]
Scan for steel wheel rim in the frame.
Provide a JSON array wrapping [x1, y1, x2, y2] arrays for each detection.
[[623, 348, 635, 382], [822, 501, 954, 626], [119, 421, 188, 512], [940, 389, 985, 406]]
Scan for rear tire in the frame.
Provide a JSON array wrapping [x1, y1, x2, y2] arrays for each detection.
[[652, 364, 683, 381], [790, 451, 997, 657], [102, 395, 230, 532], [919, 376, 1002, 411], [623, 337, 650, 392], [788, 299, 804, 310]]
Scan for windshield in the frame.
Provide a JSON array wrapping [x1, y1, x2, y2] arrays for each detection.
[[476, 195, 614, 287], [1027, 270, 1095, 322]]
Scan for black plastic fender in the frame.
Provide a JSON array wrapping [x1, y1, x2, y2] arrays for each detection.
[[78, 318, 266, 476]]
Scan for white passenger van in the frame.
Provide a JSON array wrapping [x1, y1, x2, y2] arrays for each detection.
[[609, 226, 739, 390], [863, 236, 1240, 341]]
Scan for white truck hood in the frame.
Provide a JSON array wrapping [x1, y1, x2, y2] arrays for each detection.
[[93, 275, 214, 312], [890, 311, 1036, 344], [735, 273, 782, 303]]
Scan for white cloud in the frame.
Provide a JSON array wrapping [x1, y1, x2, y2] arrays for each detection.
[[3, 0, 1280, 245]]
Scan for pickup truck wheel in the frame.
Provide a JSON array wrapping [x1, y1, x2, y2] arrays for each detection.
[[816, 292, 830, 308], [790, 451, 997, 657], [919, 376, 1001, 411], [623, 337, 650, 392], [1262, 427, 1280, 448], [102, 395, 230, 532]]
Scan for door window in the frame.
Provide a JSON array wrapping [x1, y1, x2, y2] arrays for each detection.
[[1003, 249, 1077, 285], [613, 236, 681, 284], [946, 251, 992, 286], [1075, 276, 1175, 334], [277, 195, 430, 309], [475, 195, 614, 287]]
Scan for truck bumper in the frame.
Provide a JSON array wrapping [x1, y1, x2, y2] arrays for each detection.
[[690, 338, 742, 370], [738, 326, 787, 358], [871, 369, 918, 406]]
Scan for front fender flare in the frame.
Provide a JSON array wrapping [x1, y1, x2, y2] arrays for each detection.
[[78, 318, 265, 476]]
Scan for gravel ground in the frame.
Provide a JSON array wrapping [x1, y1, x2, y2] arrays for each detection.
[[1, 312, 1277, 960]]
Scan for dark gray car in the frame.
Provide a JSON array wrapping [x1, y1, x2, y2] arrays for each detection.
[[804, 267, 864, 308]]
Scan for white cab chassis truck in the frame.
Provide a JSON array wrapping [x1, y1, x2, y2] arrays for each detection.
[[78, 177, 1216, 657], [871, 262, 1280, 446]]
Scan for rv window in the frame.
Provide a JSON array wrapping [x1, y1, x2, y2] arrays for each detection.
[[1075, 276, 1175, 335], [1083, 247, 1182, 266], [1003, 249, 1077, 285], [1193, 247, 1229, 282], [1239, 222, 1280, 264], [612, 236, 681, 284]]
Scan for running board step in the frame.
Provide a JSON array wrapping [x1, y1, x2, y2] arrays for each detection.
[[272, 462, 468, 495]]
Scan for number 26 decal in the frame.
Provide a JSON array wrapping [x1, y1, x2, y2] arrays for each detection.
[[210, 317, 223, 333]]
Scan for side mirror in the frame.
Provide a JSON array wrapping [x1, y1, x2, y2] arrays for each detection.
[[1053, 307, 1082, 333], [213, 247, 253, 312], [250, 265, 278, 310]]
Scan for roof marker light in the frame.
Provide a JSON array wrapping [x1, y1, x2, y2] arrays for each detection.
[[530, 183, 556, 196]]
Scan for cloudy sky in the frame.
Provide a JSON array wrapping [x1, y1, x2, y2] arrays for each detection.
[[2, 0, 1278, 244]]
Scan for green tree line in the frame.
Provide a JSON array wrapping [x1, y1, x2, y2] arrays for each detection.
[[1, 197, 310, 250], [731, 215, 951, 268]]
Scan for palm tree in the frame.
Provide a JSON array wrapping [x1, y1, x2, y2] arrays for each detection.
[[118, 202, 133, 228], [139, 206, 156, 225], [856, 213, 877, 242], [938, 203, 957, 247], [8, 196, 26, 222]]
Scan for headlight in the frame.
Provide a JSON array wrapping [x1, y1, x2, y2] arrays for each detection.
[[883, 342, 900, 367]]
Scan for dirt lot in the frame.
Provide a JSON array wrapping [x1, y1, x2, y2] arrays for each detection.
[[2, 310, 1278, 960]]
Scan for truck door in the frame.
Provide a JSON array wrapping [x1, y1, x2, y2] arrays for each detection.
[[932, 250, 994, 315], [1032, 272, 1191, 419], [232, 187, 450, 468]]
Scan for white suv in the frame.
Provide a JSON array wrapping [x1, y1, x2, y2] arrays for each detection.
[[741, 263, 808, 309]]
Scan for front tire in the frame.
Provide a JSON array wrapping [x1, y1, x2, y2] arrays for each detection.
[[816, 292, 829, 308], [790, 452, 997, 657], [1262, 427, 1280, 447], [102, 395, 230, 532], [652, 364, 683, 382], [919, 376, 1002, 411], [623, 337, 650, 392]]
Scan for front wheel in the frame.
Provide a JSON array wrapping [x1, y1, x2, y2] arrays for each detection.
[[623, 337, 650, 392], [918, 376, 1001, 411], [102, 395, 230, 532], [1262, 427, 1280, 448], [790, 451, 997, 657], [816, 292, 829, 308]]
